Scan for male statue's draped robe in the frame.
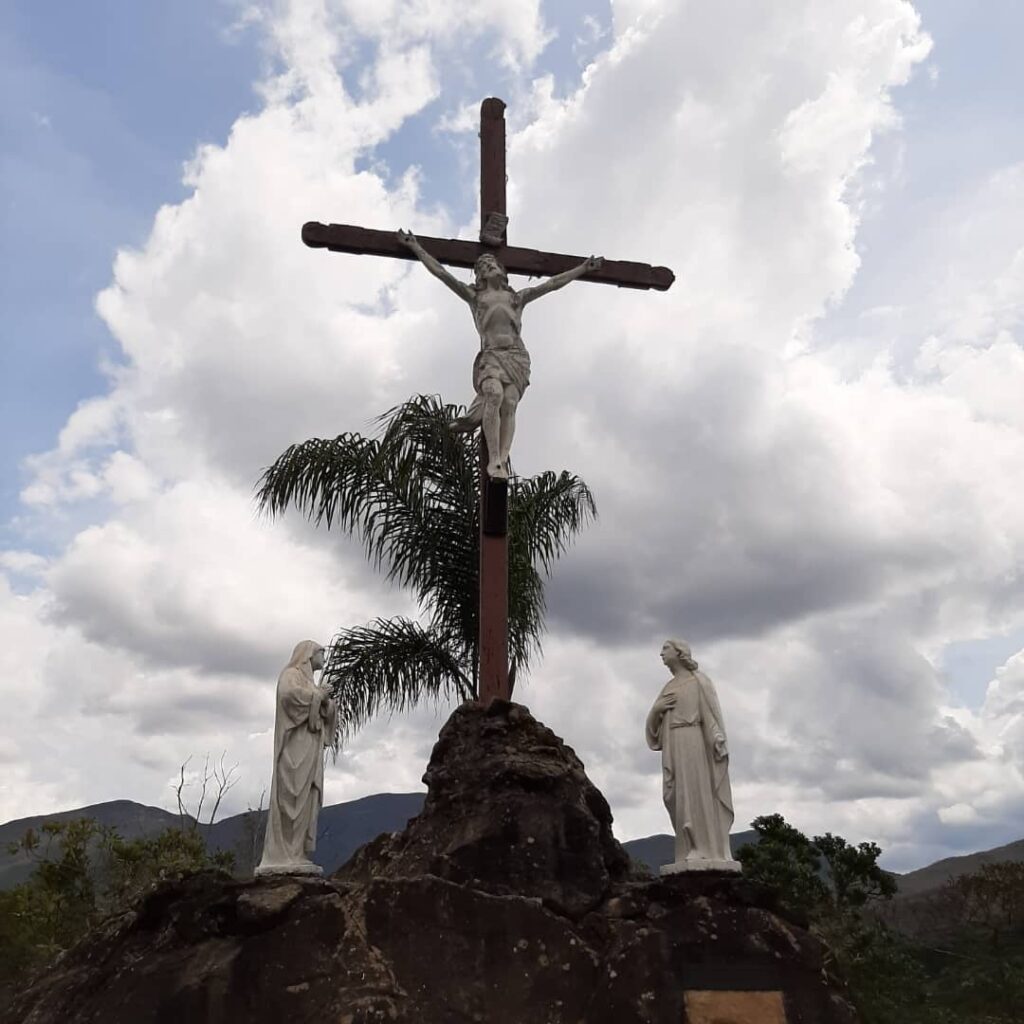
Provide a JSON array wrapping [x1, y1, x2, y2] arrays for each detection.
[[645, 667, 734, 863], [258, 641, 337, 874]]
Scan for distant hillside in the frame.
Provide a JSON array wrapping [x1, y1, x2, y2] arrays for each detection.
[[0, 794, 427, 889], [205, 792, 427, 875], [0, 795, 745, 883], [870, 837, 1024, 941], [3, 798, 1021, 897], [894, 836, 1024, 896], [0, 800, 183, 890]]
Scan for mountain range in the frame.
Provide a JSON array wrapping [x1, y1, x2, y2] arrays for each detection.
[[0, 794, 425, 890], [2, 795, 1021, 899]]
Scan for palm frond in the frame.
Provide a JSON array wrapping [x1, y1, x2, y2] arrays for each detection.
[[258, 395, 599, 720], [255, 431, 380, 530], [506, 470, 598, 682], [323, 617, 474, 739], [510, 470, 598, 576], [257, 397, 479, 634]]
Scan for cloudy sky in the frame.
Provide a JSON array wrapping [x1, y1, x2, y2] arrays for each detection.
[[2, 0, 1022, 873]]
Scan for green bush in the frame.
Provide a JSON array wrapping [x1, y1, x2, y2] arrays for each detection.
[[738, 814, 1023, 1024], [0, 817, 232, 991]]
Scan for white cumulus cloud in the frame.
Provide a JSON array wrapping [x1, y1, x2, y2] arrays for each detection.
[[2, 0, 1023, 874]]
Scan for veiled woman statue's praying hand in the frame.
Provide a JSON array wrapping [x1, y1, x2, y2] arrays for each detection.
[[397, 230, 603, 479]]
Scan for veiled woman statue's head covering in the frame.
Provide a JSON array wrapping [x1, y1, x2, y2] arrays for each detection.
[[285, 640, 324, 680]]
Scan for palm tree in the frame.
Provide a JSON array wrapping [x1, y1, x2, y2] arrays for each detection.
[[256, 394, 596, 736]]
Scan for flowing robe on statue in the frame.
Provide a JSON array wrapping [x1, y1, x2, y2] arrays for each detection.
[[258, 641, 337, 873], [645, 668, 734, 863]]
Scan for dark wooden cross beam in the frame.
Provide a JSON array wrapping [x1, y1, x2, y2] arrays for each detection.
[[301, 97, 674, 704], [301, 225, 675, 291]]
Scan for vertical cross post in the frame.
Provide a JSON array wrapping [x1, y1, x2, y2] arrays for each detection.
[[300, 95, 673, 705], [477, 98, 510, 704]]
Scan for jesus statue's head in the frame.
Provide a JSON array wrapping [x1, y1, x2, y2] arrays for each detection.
[[473, 253, 511, 291]]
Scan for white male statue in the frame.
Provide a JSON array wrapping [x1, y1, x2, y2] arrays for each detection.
[[645, 639, 741, 874], [256, 640, 337, 877], [397, 229, 603, 479]]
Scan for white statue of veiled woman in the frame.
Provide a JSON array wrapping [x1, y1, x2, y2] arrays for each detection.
[[645, 639, 741, 874], [256, 640, 337, 877]]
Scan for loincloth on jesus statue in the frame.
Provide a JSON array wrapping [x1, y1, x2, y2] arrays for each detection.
[[453, 343, 531, 431]]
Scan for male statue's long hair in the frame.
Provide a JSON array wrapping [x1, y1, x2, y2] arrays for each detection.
[[666, 639, 698, 672]]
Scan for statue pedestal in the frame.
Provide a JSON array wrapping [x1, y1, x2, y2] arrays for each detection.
[[255, 862, 323, 878], [660, 858, 742, 876]]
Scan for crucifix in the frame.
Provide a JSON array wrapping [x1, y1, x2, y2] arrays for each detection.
[[302, 97, 673, 705]]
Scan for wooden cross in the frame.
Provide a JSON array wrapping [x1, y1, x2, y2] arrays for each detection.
[[302, 97, 673, 704]]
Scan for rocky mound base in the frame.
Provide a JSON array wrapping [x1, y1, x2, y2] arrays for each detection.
[[3, 701, 859, 1023]]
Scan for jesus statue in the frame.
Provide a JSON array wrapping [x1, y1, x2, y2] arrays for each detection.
[[398, 229, 603, 479]]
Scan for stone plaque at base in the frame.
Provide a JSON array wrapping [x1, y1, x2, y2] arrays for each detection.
[[685, 989, 787, 1024]]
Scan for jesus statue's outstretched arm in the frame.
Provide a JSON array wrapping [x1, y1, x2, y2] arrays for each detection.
[[518, 255, 604, 306], [397, 229, 474, 304]]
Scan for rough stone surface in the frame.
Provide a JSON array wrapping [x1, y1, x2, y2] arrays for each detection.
[[3, 701, 860, 1024], [341, 699, 635, 918]]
